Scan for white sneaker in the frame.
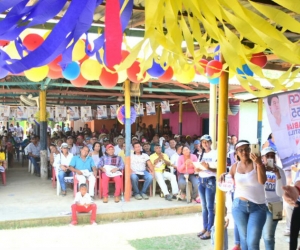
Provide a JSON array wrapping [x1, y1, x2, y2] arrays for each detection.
[[91, 221, 97, 226]]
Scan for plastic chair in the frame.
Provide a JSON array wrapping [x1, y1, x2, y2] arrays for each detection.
[[1, 171, 6, 185], [98, 169, 123, 199], [73, 172, 97, 198]]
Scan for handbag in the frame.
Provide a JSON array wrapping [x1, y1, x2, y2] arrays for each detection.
[[267, 201, 283, 221]]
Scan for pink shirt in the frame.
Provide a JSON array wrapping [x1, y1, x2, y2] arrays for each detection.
[[177, 154, 197, 174]]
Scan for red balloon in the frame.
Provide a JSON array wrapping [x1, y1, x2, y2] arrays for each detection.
[[70, 74, 88, 87], [127, 61, 146, 83], [195, 59, 208, 75], [0, 40, 9, 47], [49, 55, 62, 72], [158, 67, 173, 82], [99, 67, 118, 88], [121, 50, 130, 61], [48, 68, 62, 79], [206, 60, 223, 76], [23, 34, 44, 51], [250, 52, 267, 68]]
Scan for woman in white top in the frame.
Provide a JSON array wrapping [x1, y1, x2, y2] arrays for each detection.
[[53, 143, 74, 196], [225, 140, 267, 250], [195, 134, 217, 240], [90, 142, 103, 167], [261, 147, 286, 250]]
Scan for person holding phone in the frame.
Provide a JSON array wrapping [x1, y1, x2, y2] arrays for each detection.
[[261, 147, 286, 250], [220, 140, 267, 250]]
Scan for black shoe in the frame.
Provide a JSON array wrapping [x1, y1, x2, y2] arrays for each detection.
[[165, 194, 172, 201]]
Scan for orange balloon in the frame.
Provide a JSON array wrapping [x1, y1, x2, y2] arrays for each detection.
[[48, 68, 62, 79], [70, 74, 88, 87]]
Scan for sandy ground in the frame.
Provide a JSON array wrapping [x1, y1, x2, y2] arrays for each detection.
[[0, 213, 291, 250]]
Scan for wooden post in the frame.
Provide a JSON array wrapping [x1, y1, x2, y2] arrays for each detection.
[[39, 90, 48, 180], [124, 79, 131, 202], [214, 55, 229, 250]]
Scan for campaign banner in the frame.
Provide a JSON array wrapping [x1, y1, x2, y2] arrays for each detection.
[[80, 106, 92, 122], [96, 105, 108, 119], [46, 107, 55, 121], [27, 107, 38, 123], [134, 103, 144, 117], [68, 106, 80, 121], [109, 105, 119, 119], [0, 105, 9, 121], [16, 106, 28, 121], [264, 91, 300, 169], [146, 102, 156, 115], [55, 106, 67, 122], [161, 101, 171, 114]]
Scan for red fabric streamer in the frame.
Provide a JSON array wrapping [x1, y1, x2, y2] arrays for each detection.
[[105, 0, 122, 67]]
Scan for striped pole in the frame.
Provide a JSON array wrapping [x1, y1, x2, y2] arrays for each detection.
[[214, 54, 229, 250], [124, 79, 131, 202], [257, 98, 263, 147], [39, 90, 48, 180]]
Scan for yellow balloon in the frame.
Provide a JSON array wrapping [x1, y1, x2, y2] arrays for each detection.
[[72, 39, 85, 61], [43, 30, 51, 39], [81, 59, 102, 80], [229, 68, 235, 79], [24, 65, 49, 82], [174, 65, 195, 84], [117, 70, 127, 83]]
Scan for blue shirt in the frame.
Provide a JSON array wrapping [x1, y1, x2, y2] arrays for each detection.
[[69, 155, 95, 171]]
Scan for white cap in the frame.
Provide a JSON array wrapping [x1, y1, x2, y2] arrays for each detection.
[[234, 140, 250, 149], [261, 147, 276, 156]]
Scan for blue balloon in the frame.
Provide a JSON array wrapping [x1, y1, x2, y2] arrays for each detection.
[[147, 60, 165, 77], [214, 45, 220, 61], [0, 68, 8, 79], [237, 64, 253, 79], [62, 61, 80, 80], [208, 77, 219, 85]]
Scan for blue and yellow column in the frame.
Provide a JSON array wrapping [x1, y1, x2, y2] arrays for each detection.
[[214, 55, 229, 250], [39, 90, 48, 179], [124, 79, 131, 201], [257, 98, 263, 147]]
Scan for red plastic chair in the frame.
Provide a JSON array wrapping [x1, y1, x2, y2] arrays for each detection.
[[52, 166, 56, 188], [98, 169, 124, 199]]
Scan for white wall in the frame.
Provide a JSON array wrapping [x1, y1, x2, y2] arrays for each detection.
[[239, 102, 271, 144]]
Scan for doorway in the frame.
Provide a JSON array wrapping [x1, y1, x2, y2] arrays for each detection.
[[202, 118, 209, 135]]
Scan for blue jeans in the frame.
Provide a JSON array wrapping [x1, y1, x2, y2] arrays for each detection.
[[198, 177, 216, 232], [232, 198, 267, 250], [178, 174, 199, 199], [262, 210, 278, 250], [131, 171, 153, 195], [231, 192, 240, 245], [29, 156, 40, 174], [58, 170, 73, 191]]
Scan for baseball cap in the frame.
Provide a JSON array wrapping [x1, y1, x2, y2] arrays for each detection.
[[117, 135, 124, 141], [103, 138, 109, 142], [174, 134, 180, 138], [106, 144, 114, 150], [132, 136, 138, 140], [85, 137, 91, 140], [194, 140, 200, 145], [234, 140, 250, 150], [61, 143, 68, 149], [261, 147, 275, 156], [200, 134, 212, 142]]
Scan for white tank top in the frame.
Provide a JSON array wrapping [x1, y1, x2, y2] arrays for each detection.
[[234, 162, 266, 204]]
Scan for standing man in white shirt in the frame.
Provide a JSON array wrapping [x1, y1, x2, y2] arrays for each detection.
[[15, 122, 23, 141]]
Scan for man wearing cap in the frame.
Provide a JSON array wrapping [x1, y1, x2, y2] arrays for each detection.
[[102, 138, 110, 153], [131, 136, 139, 150], [27, 135, 41, 177], [131, 142, 154, 200], [68, 146, 97, 198], [98, 144, 124, 203], [165, 139, 176, 159], [260, 147, 286, 250], [174, 134, 181, 144], [150, 144, 178, 201], [114, 135, 124, 155], [67, 136, 80, 156], [53, 143, 74, 196], [193, 140, 201, 155]]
